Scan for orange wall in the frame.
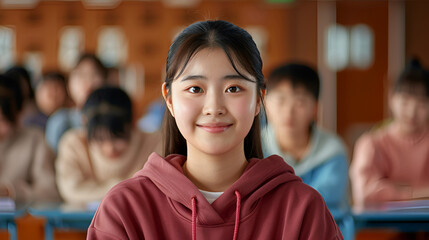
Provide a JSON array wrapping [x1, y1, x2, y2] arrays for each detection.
[[336, 1, 389, 149], [0, 1, 318, 118]]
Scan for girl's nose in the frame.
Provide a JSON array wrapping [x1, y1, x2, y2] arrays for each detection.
[[202, 91, 227, 116]]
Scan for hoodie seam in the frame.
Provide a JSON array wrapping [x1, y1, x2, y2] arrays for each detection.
[[168, 196, 262, 228], [89, 226, 123, 240]]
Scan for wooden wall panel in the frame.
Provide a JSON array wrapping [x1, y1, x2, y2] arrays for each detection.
[[405, 1, 429, 67], [336, 1, 389, 150], [0, 1, 310, 119]]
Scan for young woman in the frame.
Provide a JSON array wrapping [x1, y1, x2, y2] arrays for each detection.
[[351, 59, 429, 208], [56, 86, 161, 204], [88, 20, 342, 239]]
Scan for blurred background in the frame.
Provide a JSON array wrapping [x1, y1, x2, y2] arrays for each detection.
[[1, 1, 429, 240], [1, 0, 428, 151]]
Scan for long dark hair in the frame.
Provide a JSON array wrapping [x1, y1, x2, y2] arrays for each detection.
[[163, 20, 266, 159]]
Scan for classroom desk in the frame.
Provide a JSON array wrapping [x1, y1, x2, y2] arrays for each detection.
[[28, 203, 96, 240], [353, 201, 429, 232], [0, 208, 26, 240]]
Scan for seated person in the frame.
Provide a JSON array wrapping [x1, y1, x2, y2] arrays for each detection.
[[5, 66, 38, 128], [350, 59, 429, 208], [45, 53, 107, 152], [56, 86, 162, 204], [27, 71, 69, 131], [262, 63, 352, 239], [0, 74, 60, 203]]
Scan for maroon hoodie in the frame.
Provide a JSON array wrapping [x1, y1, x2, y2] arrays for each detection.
[[87, 153, 343, 240]]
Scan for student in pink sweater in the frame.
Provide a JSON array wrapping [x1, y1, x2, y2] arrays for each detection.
[[350, 59, 429, 208], [87, 20, 342, 240]]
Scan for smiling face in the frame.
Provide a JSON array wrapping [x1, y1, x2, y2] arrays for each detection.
[[163, 48, 261, 156]]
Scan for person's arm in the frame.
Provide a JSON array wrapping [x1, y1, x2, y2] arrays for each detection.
[[307, 154, 349, 208], [350, 134, 412, 207], [26, 138, 60, 202], [2, 130, 60, 202], [409, 186, 429, 199], [56, 132, 122, 204]]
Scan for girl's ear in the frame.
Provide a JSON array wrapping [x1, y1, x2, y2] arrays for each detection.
[[255, 89, 266, 116], [162, 82, 174, 117]]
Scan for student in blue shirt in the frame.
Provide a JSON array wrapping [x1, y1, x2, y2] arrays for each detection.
[[262, 63, 353, 240]]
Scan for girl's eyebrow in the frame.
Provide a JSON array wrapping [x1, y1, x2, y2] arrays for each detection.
[[181, 75, 207, 81], [224, 74, 256, 83], [181, 74, 256, 83]]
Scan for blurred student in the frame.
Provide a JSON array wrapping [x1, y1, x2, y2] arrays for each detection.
[[56, 86, 161, 204], [0, 74, 60, 203], [262, 63, 352, 239], [5, 66, 38, 127], [25, 72, 69, 130], [45, 53, 107, 152], [350, 59, 429, 208]]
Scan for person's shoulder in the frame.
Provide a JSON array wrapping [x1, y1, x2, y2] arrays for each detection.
[[46, 108, 74, 130], [9, 127, 45, 148], [313, 127, 348, 158], [58, 128, 87, 149], [61, 128, 86, 141], [101, 175, 156, 204], [19, 126, 44, 138], [49, 108, 71, 121], [274, 179, 328, 209], [316, 127, 346, 148], [355, 126, 389, 149]]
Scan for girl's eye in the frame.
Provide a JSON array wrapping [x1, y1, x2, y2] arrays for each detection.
[[188, 86, 203, 93], [226, 86, 241, 93]]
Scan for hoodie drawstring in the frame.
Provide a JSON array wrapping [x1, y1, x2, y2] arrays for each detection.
[[191, 197, 197, 240], [190, 191, 242, 240], [233, 190, 241, 240]]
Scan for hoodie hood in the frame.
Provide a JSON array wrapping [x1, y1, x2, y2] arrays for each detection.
[[136, 153, 301, 226]]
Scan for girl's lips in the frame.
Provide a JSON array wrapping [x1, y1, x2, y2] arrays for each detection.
[[197, 123, 233, 133]]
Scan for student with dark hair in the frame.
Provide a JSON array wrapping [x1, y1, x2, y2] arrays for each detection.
[[25, 71, 69, 130], [56, 86, 161, 204], [0, 74, 60, 202], [88, 20, 342, 239], [350, 59, 429, 207], [5, 65, 39, 127], [4, 65, 34, 101], [45, 53, 107, 152], [262, 63, 352, 239]]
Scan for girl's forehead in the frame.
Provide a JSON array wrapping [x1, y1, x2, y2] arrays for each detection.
[[177, 48, 253, 80]]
